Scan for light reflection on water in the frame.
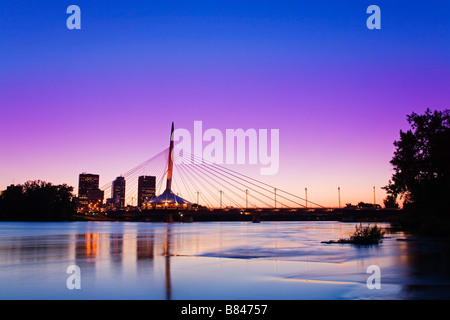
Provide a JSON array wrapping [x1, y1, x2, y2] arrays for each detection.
[[0, 221, 449, 300]]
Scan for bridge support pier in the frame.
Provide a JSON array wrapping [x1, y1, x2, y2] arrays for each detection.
[[165, 212, 174, 223], [252, 213, 261, 223], [180, 214, 193, 223]]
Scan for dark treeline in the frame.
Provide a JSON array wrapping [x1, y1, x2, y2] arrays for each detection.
[[0, 180, 76, 221]]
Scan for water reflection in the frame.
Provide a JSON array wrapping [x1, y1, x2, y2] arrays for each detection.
[[70, 226, 173, 299], [164, 227, 172, 300], [398, 238, 450, 299], [0, 221, 449, 299]]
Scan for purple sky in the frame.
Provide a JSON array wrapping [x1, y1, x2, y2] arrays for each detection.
[[1, 1, 449, 207]]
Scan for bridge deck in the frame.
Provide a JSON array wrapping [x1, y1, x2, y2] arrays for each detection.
[[99, 208, 403, 223]]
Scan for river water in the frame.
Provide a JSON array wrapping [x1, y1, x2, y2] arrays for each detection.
[[0, 221, 449, 300]]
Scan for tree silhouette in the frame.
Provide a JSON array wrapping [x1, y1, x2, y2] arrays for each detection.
[[0, 180, 76, 221], [384, 109, 450, 218], [383, 193, 399, 209]]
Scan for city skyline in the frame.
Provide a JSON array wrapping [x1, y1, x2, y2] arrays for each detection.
[[1, 1, 449, 207]]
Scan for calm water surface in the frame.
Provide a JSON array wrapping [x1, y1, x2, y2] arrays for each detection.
[[0, 221, 449, 300]]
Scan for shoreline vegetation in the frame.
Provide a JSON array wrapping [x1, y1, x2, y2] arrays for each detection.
[[381, 109, 450, 237], [321, 223, 385, 245]]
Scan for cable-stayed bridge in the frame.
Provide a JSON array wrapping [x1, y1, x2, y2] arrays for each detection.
[[100, 141, 325, 211], [102, 145, 324, 210], [94, 123, 397, 222]]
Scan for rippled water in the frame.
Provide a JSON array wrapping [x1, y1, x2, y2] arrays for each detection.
[[0, 221, 449, 300]]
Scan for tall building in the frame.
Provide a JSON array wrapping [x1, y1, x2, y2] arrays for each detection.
[[78, 173, 104, 212], [112, 176, 126, 209], [79, 173, 99, 196], [138, 175, 156, 207]]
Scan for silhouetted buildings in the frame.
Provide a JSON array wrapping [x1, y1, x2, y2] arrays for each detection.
[[112, 176, 126, 209], [75, 172, 160, 212], [78, 173, 104, 213], [138, 175, 156, 207]]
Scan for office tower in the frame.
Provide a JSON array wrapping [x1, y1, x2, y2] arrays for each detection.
[[138, 175, 156, 207], [79, 173, 99, 197], [112, 176, 126, 209], [78, 173, 104, 211]]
